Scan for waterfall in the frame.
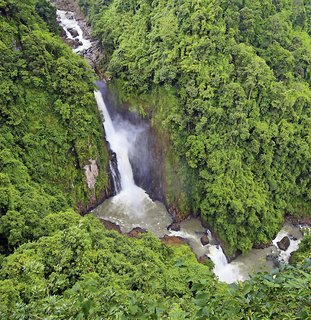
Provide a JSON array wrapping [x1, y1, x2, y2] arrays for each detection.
[[95, 87, 244, 283], [207, 246, 245, 283], [94, 88, 159, 215], [94, 90, 136, 190], [56, 9, 307, 286]]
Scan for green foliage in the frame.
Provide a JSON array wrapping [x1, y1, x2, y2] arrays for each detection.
[[0, 0, 110, 252], [290, 233, 311, 266], [1, 1, 310, 319], [0, 214, 214, 319], [82, 0, 311, 253], [193, 262, 311, 319], [0, 212, 310, 319]]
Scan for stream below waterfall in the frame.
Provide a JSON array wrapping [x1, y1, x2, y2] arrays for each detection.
[[57, 9, 308, 284]]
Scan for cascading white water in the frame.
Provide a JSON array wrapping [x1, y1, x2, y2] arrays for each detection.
[[93, 88, 172, 233], [207, 246, 245, 283], [57, 10, 92, 53], [169, 221, 245, 283], [94, 91, 136, 190], [94, 90, 151, 207]]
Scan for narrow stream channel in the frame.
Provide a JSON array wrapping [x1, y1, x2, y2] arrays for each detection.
[[56, 9, 307, 284]]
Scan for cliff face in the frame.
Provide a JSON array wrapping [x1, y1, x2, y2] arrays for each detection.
[[99, 83, 196, 220]]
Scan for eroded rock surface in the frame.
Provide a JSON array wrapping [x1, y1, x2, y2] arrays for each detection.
[[84, 159, 99, 190], [200, 234, 210, 246]]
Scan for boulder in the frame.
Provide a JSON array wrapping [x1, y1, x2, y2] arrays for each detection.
[[64, 38, 76, 47], [277, 236, 290, 251], [167, 222, 181, 232], [68, 27, 79, 38], [101, 219, 121, 233], [75, 39, 83, 46], [160, 235, 187, 245], [65, 12, 74, 20], [127, 227, 147, 238], [197, 255, 211, 265], [200, 234, 209, 246]]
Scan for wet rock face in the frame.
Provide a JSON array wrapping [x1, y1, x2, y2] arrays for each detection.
[[101, 219, 121, 233], [51, 0, 79, 12], [109, 150, 121, 194], [198, 255, 211, 265], [67, 27, 79, 37], [200, 234, 210, 246], [64, 38, 82, 48], [266, 249, 280, 267], [277, 236, 290, 251]]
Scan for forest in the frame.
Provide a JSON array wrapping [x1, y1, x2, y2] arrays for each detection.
[[78, 0, 311, 254], [0, 0, 310, 319], [0, 0, 111, 252]]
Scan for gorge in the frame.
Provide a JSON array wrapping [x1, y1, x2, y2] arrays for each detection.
[[57, 7, 308, 284], [0, 1, 310, 318]]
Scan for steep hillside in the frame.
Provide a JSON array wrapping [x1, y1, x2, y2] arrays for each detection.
[[0, 0, 110, 252], [0, 1, 310, 319], [78, 0, 311, 254]]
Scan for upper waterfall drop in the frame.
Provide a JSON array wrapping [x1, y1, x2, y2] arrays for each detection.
[[94, 90, 135, 191]]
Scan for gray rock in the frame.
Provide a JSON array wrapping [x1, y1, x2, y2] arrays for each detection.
[[65, 12, 74, 20], [84, 159, 98, 190], [75, 39, 83, 46], [266, 249, 280, 267], [64, 38, 75, 47], [167, 222, 181, 232]]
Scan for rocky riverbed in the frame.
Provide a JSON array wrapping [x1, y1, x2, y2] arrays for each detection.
[[51, 0, 104, 74]]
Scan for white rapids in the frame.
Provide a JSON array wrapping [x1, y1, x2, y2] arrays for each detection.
[[56, 10, 92, 53]]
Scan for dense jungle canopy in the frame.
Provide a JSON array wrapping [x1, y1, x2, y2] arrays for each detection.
[[0, 0, 310, 319], [78, 0, 311, 253]]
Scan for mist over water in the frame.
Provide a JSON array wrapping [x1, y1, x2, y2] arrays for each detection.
[[93, 86, 172, 236]]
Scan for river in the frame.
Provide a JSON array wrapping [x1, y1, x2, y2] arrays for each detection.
[[56, 8, 307, 284]]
